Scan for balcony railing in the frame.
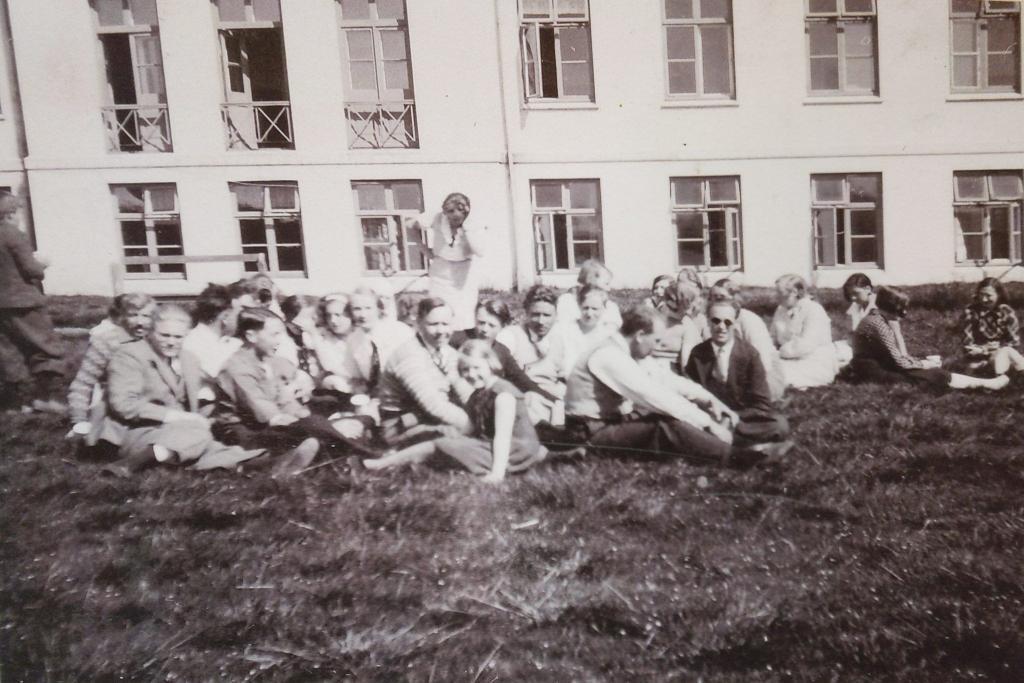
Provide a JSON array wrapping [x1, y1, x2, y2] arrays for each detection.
[[345, 101, 418, 149], [101, 104, 172, 153], [221, 101, 294, 150]]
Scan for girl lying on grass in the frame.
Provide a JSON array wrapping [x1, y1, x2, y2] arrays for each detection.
[[960, 277, 1024, 377], [365, 340, 548, 483], [850, 286, 1009, 391]]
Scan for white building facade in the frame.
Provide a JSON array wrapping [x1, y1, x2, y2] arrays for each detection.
[[6, 0, 1024, 295]]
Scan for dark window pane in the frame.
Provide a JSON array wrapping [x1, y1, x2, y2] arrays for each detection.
[[571, 214, 601, 241], [216, 0, 247, 22], [675, 212, 704, 240], [553, 214, 570, 269], [154, 221, 182, 246], [988, 54, 1017, 88], [539, 26, 559, 98], [708, 177, 738, 202], [808, 0, 838, 12], [666, 26, 696, 60], [810, 57, 840, 90], [114, 186, 146, 214], [701, 26, 732, 95], [808, 22, 838, 56], [364, 244, 393, 271], [376, 0, 406, 20], [233, 184, 265, 211], [242, 246, 268, 272], [149, 186, 176, 212], [843, 0, 874, 13], [568, 181, 598, 209], [665, 0, 694, 19], [239, 219, 266, 245], [850, 237, 876, 264], [673, 178, 703, 205], [354, 183, 387, 211], [96, 0, 126, 26], [361, 217, 391, 242], [534, 182, 563, 208], [668, 61, 698, 94], [276, 246, 305, 272], [121, 220, 147, 246], [990, 172, 1024, 199], [253, 0, 281, 22], [707, 212, 729, 266], [955, 173, 987, 200], [129, 0, 159, 25], [699, 0, 730, 19], [572, 241, 599, 267], [556, 0, 587, 18], [269, 185, 297, 210], [561, 62, 593, 98], [339, 0, 370, 20], [391, 182, 423, 211], [991, 207, 1011, 259], [849, 175, 879, 203], [813, 176, 845, 202], [951, 0, 978, 12], [850, 210, 877, 237], [273, 218, 303, 244], [677, 240, 704, 266]]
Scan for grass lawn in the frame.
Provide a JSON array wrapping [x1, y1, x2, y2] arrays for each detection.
[[2, 285, 1023, 681]]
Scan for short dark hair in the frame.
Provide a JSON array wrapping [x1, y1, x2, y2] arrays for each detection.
[[476, 298, 513, 326], [417, 296, 451, 321], [976, 277, 1008, 307], [524, 284, 558, 309], [227, 278, 260, 300], [192, 283, 234, 324], [280, 294, 318, 323], [620, 305, 663, 337], [235, 306, 283, 339], [875, 286, 910, 318], [576, 284, 609, 305], [842, 273, 874, 302]]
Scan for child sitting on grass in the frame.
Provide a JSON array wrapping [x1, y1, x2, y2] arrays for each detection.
[[850, 286, 1009, 391], [364, 340, 547, 482], [556, 259, 622, 328], [960, 277, 1024, 377]]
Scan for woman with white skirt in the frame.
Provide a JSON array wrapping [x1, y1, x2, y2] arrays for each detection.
[[770, 274, 838, 389]]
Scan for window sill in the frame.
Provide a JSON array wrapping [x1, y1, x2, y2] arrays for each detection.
[[662, 99, 739, 109], [124, 273, 187, 281], [803, 95, 882, 106], [523, 101, 599, 111], [262, 271, 308, 279], [955, 260, 1016, 267], [946, 93, 1023, 102], [815, 264, 882, 270]]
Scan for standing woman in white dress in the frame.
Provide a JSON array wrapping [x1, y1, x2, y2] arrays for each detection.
[[409, 192, 486, 332], [770, 274, 838, 389]]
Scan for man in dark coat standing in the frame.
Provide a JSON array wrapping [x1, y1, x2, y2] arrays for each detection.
[[0, 193, 65, 412], [686, 299, 791, 448]]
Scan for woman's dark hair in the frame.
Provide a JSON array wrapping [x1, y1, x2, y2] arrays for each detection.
[[476, 298, 513, 326], [524, 284, 558, 309], [280, 294, 317, 323], [417, 296, 451, 321], [235, 306, 283, 339], [577, 283, 609, 305], [192, 284, 234, 325], [317, 293, 349, 326], [875, 286, 910, 318], [976, 277, 1008, 307], [109, 292, 155, 321], [842, 273, 874, 302], [651, 274, 674, 294]]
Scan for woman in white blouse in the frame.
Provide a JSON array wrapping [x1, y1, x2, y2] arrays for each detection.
[[770, 274, 838, 389], [407, 192, 486, 331]]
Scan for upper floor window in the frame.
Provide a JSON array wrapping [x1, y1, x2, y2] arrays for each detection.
[[811, 173, 882, 268], [520, 0, 594, 103], [352, 180, 427, 274], [230, 182, 306, 274], [806, 0, 878, 96], [671, 176, 742, 269], [531, 179, 602, 271], [950, 0, 1021, 93], [663, 0, 735, 99], [111, 184, 184, 278], [92, 0, 172, 153], [954, 171, 1023, 263], [339, 0, 418, 149], [214, 0, 294, 150]]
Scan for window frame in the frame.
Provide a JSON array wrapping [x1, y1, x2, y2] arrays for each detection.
[[520, 0, 595, 103], [952, 170, 1024, 264], [350, 180, 428, 275], [670, 176, 743, 270], [530, 179, 603, 273], [111, 183, 185, 280], [230, 181, 307, 275], [810, 173, 883, 269], [662, 0, 736, 100], [805, 0, 879, 96], [949, 0, 1022, 94]]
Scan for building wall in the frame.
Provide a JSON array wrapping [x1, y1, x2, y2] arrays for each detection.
[[8, 0, 1024, 295]]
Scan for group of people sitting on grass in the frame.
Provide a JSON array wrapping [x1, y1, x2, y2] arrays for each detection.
[[55, 260, 1019, 483]]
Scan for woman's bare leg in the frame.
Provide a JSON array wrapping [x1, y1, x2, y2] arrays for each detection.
[[363, 441, 437, 470], [948, 373, 1009, 390]]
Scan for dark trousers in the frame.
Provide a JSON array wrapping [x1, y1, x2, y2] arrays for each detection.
[[214, 415, 375, 457], [735, 410, 790, 446], [0, 306, 64, 385], [570, 414, 734, 466], [849, 358, 950, 389]]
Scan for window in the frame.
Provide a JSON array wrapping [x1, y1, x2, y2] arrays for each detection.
[[111, 184, 184, 278], [339, 0, 418, 149], [214, 0, 294, 150], [811, 173, 882, 267], [92, 0, 172, 152], [953, 171, 1023, 263], [805, 0, 878, 95], [520, 0, 595, 102], [671, 176, 742, 269], [950, 0, 1021, 93], [351, 181, 426, 273], [663, 0, 735, 99], [531, 180, 602, 271], [230, 182, 306, 274]]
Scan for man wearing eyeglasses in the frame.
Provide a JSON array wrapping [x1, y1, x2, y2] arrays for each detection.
[[685, 300, 792, 450]]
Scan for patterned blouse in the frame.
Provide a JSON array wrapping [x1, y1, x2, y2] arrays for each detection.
[[853, 310, 925, 371], [961, 303, 1020, 358]]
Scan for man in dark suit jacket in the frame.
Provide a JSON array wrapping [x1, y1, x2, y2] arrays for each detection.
[[685, 300, 791, 447], [0, 193, 65, 411]]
